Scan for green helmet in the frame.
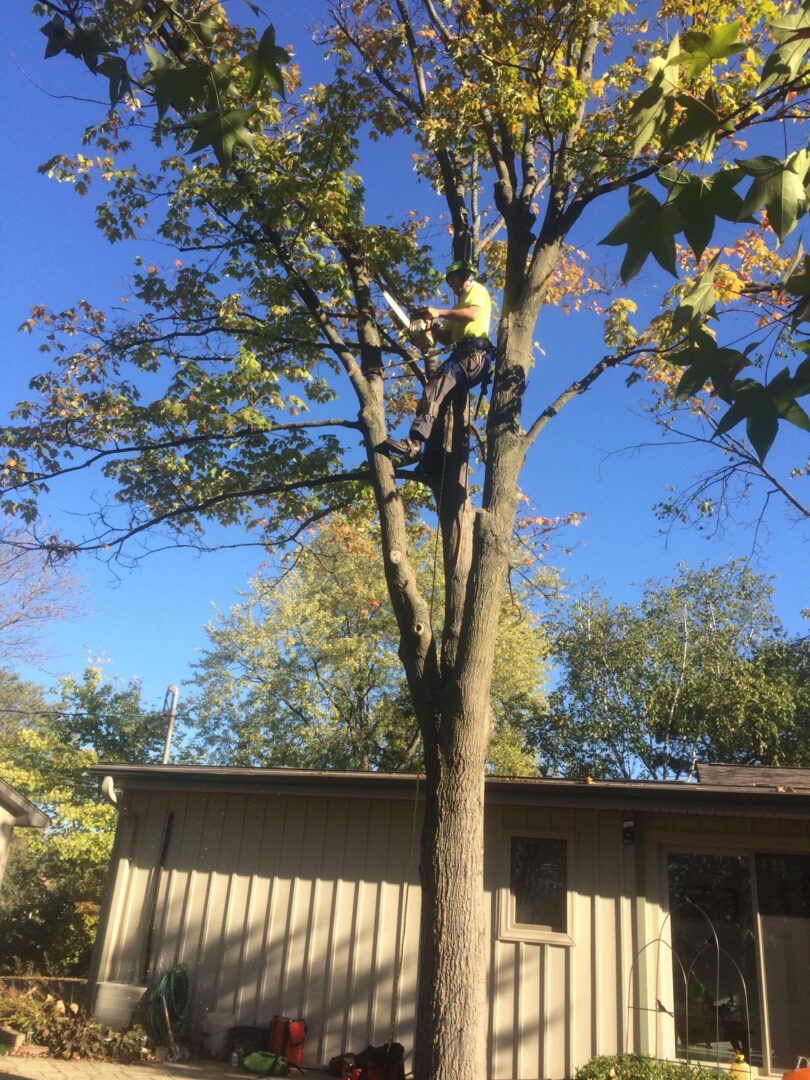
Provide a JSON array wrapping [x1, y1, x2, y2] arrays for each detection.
[[444, 260, 476, 282]]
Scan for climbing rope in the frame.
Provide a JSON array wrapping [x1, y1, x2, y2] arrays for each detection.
[[389, 772, 421, 1046], [149, 964, 191, 1041]]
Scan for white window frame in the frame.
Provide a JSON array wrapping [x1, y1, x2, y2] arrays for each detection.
[[497, 828, 575, 946]]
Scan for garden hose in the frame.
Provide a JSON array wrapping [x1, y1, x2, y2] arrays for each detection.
[[149, 965, 191, 1041]]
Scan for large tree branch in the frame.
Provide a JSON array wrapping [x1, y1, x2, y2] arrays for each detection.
[[480, 105, 515, 215], [532, 19, 600, 275], [523, 344, 651, 446], [420, 0, 455, 49], [434, 149, 471, 261]]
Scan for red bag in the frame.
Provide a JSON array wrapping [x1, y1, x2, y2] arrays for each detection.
[[268, 1015, 307, 1066]]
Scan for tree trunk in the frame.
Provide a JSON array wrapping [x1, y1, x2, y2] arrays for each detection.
[[414, 700, 491, 1080]]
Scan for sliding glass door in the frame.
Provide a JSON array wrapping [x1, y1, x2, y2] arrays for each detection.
[[667, 848, 810, 1071], [667, 853, 762, 1066], [755, 853, 810, 1070]]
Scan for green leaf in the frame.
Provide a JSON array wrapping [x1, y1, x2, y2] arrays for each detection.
[[671, 344, 748, 399], [666, 92, 721, 153], [72, 27, 108, 73], [97, 56, 131, 106], [657, 168, 745, 260], [40, 16, 69, 59], [600, 185, 683, 282], [670, 21, 745, 77], [148, 57, 210, 118], [737, 150, 810, 241], [244, 25, 290, 100], [760, 7, 810, 92], [630, 38, 680, 156], [780, 399, 810, 431], [187, 108, 255, 168], [671, 254, 720, 338], [713, 371, 809, 460]]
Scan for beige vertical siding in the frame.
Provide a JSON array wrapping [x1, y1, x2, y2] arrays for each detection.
[[97, 788, 423, 1067], [484, 803, 647, 1079], [97, 785, 810, 1078], [95, 786, 648, 1078]]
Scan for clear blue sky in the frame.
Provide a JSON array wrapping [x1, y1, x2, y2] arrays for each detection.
[[2, 4, 807, 708]]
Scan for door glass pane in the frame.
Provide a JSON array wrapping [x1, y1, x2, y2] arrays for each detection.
[[755, 852, 810, 1070], [511, 837, 566, 932], [667, 853, 762, 1066]]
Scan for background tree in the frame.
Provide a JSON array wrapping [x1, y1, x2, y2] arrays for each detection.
[[0, 666, 162, 975], [0, 522, 82, 664], [540, 562, 810, 779], [186, 516, 549, 775], [5, 1, 810, 1076]]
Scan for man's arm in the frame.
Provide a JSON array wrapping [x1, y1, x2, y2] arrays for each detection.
[[426, 304, 481, 324]]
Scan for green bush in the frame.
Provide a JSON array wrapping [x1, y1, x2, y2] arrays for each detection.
[[0, 989, 152, 1062], [576, 1056, 723, 1080]]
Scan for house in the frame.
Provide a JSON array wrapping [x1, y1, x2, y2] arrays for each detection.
[[0, 778, 49, 889], [87, 762, 810, 1079]]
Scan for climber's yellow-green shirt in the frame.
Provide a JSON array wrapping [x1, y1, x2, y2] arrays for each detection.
[[449, 279, 491, 342]]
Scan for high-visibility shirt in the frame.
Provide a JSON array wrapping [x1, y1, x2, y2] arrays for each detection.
[[449, 279, 492, 342]]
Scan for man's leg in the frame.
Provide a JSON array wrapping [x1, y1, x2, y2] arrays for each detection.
[[409, 359, 462, 442]]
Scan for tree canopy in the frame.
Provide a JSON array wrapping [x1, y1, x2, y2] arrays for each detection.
[[540, 562, 810, 780], [186, 517, 549, 774], [0, 666, 162, 975], [4, 0, 808, 555]]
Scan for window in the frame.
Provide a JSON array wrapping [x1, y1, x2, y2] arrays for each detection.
[[666, 848, 810, 1072], [499, 833, 573, 944]]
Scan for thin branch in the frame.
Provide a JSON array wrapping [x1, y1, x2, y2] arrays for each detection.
[[420, 0, 455, 48], [394, 0, 429, 108], [2, 418, 360, 493], [24, 467, 376, 558]]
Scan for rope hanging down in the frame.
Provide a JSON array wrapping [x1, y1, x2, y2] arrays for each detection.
[[389, 773, 421, 1047]]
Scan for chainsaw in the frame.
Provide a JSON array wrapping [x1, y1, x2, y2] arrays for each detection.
[[381, 289, 435, 353]]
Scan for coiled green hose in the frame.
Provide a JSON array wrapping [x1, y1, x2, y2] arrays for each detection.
[[150, 965, 191, 1040]]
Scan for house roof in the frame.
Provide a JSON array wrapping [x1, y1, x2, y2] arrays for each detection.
[[698, 762, 810, 791], [90, 762, 810, 819], [0, 779, 50, 828]]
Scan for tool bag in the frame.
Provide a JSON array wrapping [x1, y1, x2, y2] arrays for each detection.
[[268, 1015, 307, 1067], [343, 1042, 405, 1080], [242, 1051, 289, 1076]]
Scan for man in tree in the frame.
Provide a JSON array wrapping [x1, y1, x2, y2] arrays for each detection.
[[385, 262, 493, 464]]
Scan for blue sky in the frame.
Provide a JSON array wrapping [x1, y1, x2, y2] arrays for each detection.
[[2, 4, 807, 708]]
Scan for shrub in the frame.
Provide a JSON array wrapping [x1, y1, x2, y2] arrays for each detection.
[[0, 989, 151, 1062], [576, 1056, 723, 1080]]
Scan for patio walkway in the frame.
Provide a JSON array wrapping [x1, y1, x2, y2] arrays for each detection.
[[0, 1059, 331, 1080]]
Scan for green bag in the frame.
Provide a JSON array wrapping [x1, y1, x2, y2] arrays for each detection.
[[242, 1051, 289, 1076]]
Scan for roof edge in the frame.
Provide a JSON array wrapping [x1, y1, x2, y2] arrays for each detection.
[[90, 763, 810, 817], [0, 780, 50, 828]]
